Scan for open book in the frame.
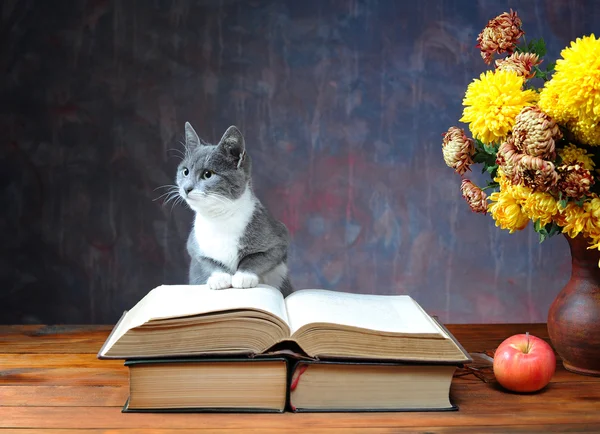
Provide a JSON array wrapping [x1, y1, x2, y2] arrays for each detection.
[[98, 284, 470, 363]]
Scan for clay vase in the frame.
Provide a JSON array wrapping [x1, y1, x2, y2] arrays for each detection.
[[547, 234, 600, 376]]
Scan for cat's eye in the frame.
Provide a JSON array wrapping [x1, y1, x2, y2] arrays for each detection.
[[201, 170, 213, 180], [182, 167, 189, 176]]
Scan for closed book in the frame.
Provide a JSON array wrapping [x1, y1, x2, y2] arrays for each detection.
[[288, 360, 459, 412], [122, 357, 288, 413]]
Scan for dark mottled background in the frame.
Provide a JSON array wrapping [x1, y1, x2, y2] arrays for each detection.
[[2, 0, 599, 325]]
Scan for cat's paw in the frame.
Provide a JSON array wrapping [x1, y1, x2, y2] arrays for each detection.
[[232, 271, 259, 289], [207, 272, 232, 290]]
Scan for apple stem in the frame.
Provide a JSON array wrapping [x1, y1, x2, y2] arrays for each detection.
[[526, 331, 530, 354]]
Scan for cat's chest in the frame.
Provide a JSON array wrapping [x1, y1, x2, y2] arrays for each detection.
[[193, 213, 251, 271]]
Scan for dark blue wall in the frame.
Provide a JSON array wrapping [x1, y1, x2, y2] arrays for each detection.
[[2, 0, 599, 324]]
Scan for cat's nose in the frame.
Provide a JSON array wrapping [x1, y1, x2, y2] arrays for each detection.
[[184, 185, 193, 195]]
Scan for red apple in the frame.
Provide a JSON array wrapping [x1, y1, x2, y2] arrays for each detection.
[[493, 332, 556, 393]]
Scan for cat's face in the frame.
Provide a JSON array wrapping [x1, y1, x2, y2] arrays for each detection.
[[176, 123, 252, 214]]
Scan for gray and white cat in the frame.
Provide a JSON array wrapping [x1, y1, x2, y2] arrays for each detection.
[[176, 122, 293, 296]]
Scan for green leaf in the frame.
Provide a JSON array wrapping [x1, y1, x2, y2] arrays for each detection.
[[532, 38, 547, 57], [486, 164, 498, 174], [546, 222, 562, 237], [474, 138, 486, 150], [559, 199, 568, 209], [533, 219, 561, 243], [473, 152, 489, 164], [533, 66, 551, 81], [484, 142, 499, 155]]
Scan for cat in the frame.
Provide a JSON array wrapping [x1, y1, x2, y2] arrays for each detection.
[[176, 122, 293, 296]]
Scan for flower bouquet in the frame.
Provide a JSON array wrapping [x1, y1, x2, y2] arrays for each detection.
[[442, 9, 600, 376], [443, 10, 599, 246]]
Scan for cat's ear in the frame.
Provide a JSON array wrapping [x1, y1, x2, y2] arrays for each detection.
[[184, 122, 208, 148], [218, 125, 246, 169]]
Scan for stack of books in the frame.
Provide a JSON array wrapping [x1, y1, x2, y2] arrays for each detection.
[[98, 285, 471, 413]]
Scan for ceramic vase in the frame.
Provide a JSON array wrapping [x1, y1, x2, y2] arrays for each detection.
[[547, 234, 600, 376]]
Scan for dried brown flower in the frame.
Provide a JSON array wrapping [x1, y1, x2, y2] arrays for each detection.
[[476, 9, 525, 64], [442, 127, 475, 175], [516, 155, 559, 192], [557, 164, 594, 200], [496, 136, 522, 182], [495, 52, 541, 79], [512, 106, 562, 160], [461, 179, 488, 214]]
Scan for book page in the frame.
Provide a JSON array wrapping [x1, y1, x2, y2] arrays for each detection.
[[102, 284, 289, 354], [284, 289, 442, 336]]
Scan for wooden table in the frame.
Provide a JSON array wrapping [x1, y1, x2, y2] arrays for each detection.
[[1, 323, 599, 433]]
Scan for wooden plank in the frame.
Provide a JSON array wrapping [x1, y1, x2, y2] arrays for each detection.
[[1, 404, 600, 429], [2, 323, 598, 432], [0, 385, 128, 407], [1, 354, 596, 394], [448, 323, 549, 339], [0, 354, 123, 369], [0, 426, 599, 434], [448, 381, 600, 410], [444, 323, 551, 352], [0, 354, 126, 388], [0, 326, 112, 354], [0, 376, 597, 408], [452, 363, 600, 384], [0, 367, 127, 386], [2, 380, 600, 429]]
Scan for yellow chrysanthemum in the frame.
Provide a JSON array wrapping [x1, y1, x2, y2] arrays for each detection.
[[494, 167, 532, 204], [494, 167, 512, 190], [492, 169, 505, 187], [522, 191, 559, 226], [508, 182, 533, 205], [588, 235, 600, 251], [558, 143, 596, 171], [540, 35, 600, 122], [583, 198, 600, 246], [567, 118, 600, 147], [460, 70, 538, 144], [538, 34, 600, 146], [488, 188, 530, 233], [538, 84, 571, 124], [554, 202, 586, 238]]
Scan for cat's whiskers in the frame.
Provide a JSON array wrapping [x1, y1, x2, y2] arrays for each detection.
[[163, 187, 184, 206], [153, 185, 180, 203], [164, 193, 182, 205], [170, 195, 186, 214], [154, 184, 178, 192]]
